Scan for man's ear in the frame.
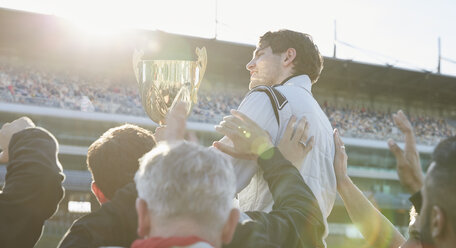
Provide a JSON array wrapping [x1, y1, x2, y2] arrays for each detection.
[[136, 198, 151, 238], [283, 48, 297, 67], [221, 208, 240, 244], [91, 182, 109, 204], [431, 206, 445, 239]]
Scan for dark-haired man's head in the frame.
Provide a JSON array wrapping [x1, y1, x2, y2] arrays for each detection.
[[87, 124, 156, 204], [246, 29, 323, 89], [420, 136, 456, 248]]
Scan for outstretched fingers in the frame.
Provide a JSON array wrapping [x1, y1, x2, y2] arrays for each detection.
[[223, 115, 245, 129], [213, 141, 255, 160], [293, 117, 309, 143], [388, 139, 404, 160], [215, 124, 241, 141], [282, 116, 297, 141], [303, 136, 315, 156], [334, 129, 347, 156], [231, 110, 259, 128]]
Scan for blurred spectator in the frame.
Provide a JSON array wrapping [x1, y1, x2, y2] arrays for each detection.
[[419, 136, 456, 248], [132, 141, 239, 248], [0, 117, 65, 248], [87, 124, 156, 203], [59, 124, 157, 247]]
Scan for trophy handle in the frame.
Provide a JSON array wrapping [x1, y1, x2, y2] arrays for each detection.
[[192, 47, 207, 103], [132, 49, 144, 84]]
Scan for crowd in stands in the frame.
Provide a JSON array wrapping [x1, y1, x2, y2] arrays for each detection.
[[0, 58, 454, 145], [323, 104, 455, 145]]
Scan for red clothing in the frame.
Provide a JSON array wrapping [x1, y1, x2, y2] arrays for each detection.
[[131, 236, 213, 248]]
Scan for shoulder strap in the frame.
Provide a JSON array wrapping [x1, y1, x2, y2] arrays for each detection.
[[248, 85, 288, 126]]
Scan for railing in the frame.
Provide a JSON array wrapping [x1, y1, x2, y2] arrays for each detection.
[[0, 95, 445, 148]]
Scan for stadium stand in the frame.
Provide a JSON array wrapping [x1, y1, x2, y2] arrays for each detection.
[[1, 56, 453, 145]]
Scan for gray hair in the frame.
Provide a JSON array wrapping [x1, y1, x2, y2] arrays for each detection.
[[135, 141, 236, 231]]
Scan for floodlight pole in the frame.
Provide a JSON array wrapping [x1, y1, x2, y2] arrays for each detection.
[[333, 20, 337, 58], [215, 0, 219, 39], [437, 37, 441, 74]]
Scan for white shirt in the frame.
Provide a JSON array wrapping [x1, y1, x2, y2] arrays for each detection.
[[230, 75, 336, 242]]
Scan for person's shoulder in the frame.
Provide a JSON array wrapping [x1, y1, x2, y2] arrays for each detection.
[[243, 87, 272, 101], [246, 85, 288, 109], [238, 89, 274, 110]]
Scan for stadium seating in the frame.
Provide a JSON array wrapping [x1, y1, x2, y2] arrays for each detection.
[[0, 58, 454, 145]]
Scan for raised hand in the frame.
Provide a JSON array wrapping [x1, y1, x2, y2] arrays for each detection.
[[214, 110, 314, 166], [213, 110, 273, 160], [276, 116, 314, 168], [0, 117, 36, 163], [388, 110, 423, 193], [392, 110, 413, 134], [333, 128, 349, 191], [154, 101, 189, 142]]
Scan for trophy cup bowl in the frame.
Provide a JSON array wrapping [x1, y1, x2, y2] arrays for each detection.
[[134, 47, 207, 124]]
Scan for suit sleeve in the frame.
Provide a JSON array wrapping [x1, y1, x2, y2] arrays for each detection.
[[58, 183, 138, 248], [225, 148, 325, 248], [0, 128, 65, 248]]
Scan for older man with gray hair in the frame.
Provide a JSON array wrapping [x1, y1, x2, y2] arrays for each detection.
[[132, 141, 240, 248]]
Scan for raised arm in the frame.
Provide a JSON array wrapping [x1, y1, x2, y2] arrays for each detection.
[[0, 117, 65, 248], [387, 110, 423, 194], [334, 129, 405, 248]]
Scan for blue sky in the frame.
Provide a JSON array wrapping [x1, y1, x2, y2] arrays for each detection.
[[1, 0, 456, 76]]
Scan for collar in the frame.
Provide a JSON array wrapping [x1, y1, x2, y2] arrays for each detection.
[[131, 236, 213, 248], [278, 74, 312, 93]]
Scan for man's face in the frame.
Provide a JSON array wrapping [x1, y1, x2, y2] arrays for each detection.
[[246, 45, 284, 90]]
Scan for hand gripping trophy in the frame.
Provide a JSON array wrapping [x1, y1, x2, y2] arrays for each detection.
[[133, 47, 207, 124]]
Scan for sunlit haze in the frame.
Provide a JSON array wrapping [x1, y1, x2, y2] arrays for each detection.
[[2, 0, 456, 76]]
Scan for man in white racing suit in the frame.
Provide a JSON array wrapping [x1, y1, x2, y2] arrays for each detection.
[[214, 29, 336, 245]]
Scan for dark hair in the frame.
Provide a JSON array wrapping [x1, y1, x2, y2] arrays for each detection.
[[433, 136, 456, 168], [259, 29, 324, 83], [426, 136, 456, 230], [87, 124, 156, 199]]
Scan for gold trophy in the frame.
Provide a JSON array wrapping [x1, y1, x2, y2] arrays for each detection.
[[133, 47, 207, 124]]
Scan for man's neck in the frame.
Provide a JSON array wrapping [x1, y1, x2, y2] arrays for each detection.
[[273, 71, 298, 86], [149, 218, 218, 247]]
